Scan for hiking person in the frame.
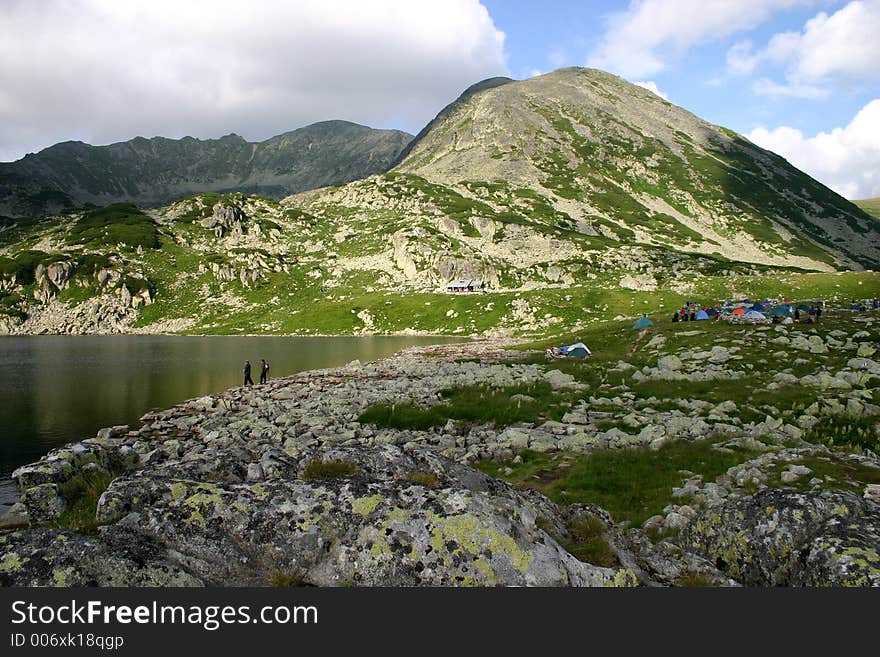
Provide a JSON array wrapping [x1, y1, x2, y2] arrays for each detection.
[[243, 360, 254, 386], [260, 358, 270, 384]]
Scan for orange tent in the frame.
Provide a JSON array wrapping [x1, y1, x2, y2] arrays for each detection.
[[732, 307, 746, 315]]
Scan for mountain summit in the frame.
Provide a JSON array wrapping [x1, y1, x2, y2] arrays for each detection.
[[0, 67, 878, 336], [0, 120, 413, 219], [391, 67, 878, 270]]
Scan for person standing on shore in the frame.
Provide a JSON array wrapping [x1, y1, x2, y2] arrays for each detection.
[[243, 360, 254, 386], [260, 359, 270, 384]]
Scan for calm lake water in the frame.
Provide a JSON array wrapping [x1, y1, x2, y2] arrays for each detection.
[[0, 335, 463, 504]]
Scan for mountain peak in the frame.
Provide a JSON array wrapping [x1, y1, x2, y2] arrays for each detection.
[[389, 66, 878, 270]]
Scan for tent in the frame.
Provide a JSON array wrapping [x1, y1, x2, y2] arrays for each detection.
[[732, 307, 746, 315], [796, 304, 811, 312], [560, 342, 591, 358], [750, 303, 766, 312], [695, 310, 709, 320], [768, 305, 791, 318], [706, 308, 718, 317], [632, 316, 654, 329], [744, 310, 766, 319]]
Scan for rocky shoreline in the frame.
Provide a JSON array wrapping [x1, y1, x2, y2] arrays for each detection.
[[2, 337, 879, 586]]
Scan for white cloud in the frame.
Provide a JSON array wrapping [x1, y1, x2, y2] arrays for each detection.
[[748, 99, 880, 199], [633, 81, 669, 100], [587, 0, 811, 78], [547, 48, 568, 68], [0, 0, 507, 162], [727, 1, 880, 93], [753, 77, 828, 98]]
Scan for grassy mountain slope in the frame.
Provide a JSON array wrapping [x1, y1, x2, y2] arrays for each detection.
[[853, 198, 880, 220], [393, 68, 878, 271], [0, 121, 412, 220], [0, 192, 877, 337], [0, 67, 878, 336]]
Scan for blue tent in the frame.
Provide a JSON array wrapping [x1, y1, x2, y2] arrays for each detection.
[[768, 305, 791, 317], [560, 342, 591, 358], [633, 316, 654, 329], [695, 310, 709, 320]]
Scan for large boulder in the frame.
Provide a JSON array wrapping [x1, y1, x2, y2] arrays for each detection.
[[0, 527, 202, 586], [680, 489, 880, 586], [8, 443, 638, 587]]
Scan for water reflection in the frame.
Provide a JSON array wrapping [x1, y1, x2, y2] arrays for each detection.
[[0, 335, 462, 487]]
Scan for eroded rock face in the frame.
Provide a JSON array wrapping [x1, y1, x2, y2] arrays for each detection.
[[0, 527, 203, 586], [681, 488, 880, 586], [202, 204, 247, 238], [4, 443, 635, 587]]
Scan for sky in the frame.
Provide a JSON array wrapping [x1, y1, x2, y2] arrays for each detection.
[[0, 0, 877, 199]]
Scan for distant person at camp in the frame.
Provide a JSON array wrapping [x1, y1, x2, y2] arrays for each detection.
[[672, 310, 679, 322], [689, 309, 696, 322], [873, 298, 879, 310], [794, 308, 800, 321], [681, 308, 688, 321], [260, 359, 270, 384], [243, 360, 254, 386]]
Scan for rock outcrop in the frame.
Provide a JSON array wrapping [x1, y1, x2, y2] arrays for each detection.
[[682, 488, 880, 586]]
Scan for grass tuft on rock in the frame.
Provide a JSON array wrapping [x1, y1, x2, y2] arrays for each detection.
[[51, 470, 116, 534], [266, 571, 307, 587], [302, 459, 359, 480], [399, 472, 441, 488], [563, 515, 618, 567]]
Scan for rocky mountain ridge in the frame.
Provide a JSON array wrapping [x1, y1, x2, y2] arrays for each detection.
[[0, 67, 878, 336], [0, 121, 413, 219]]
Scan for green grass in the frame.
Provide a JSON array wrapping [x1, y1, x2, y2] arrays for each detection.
[[477, 440, 760, 527], [398, 472, 441, 488], [560, 515, 618, 567], [50, 470, 117, 534], [852, 198, 880, 220], [66, 203, 160, 250], [763, 453, 880, 495], [358, 381, 575, 430], [266, 571, 307, 587], [802, 415, 880, 454], [301, 459, 359, 480]]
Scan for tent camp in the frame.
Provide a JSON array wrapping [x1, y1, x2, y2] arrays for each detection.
[[768, 305, 791, 318], [633, 316, 654, 329], [695, 310, 709, 320], [560, 342, 591, 358]]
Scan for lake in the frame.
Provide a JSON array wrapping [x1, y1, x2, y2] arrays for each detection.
[[0, 335, 463, 504]]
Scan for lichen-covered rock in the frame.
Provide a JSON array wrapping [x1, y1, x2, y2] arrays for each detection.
[[91, 445, 630, 586], [0, 527, 203, 586], [681, 489, 880, 586], [19, 483, 67, 523], [13, 439, 139, 523]]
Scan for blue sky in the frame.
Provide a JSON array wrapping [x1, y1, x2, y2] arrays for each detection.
[[484, 0, 873, 135], [1, 1, 877, 197], [481, 0, 880, 198]]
